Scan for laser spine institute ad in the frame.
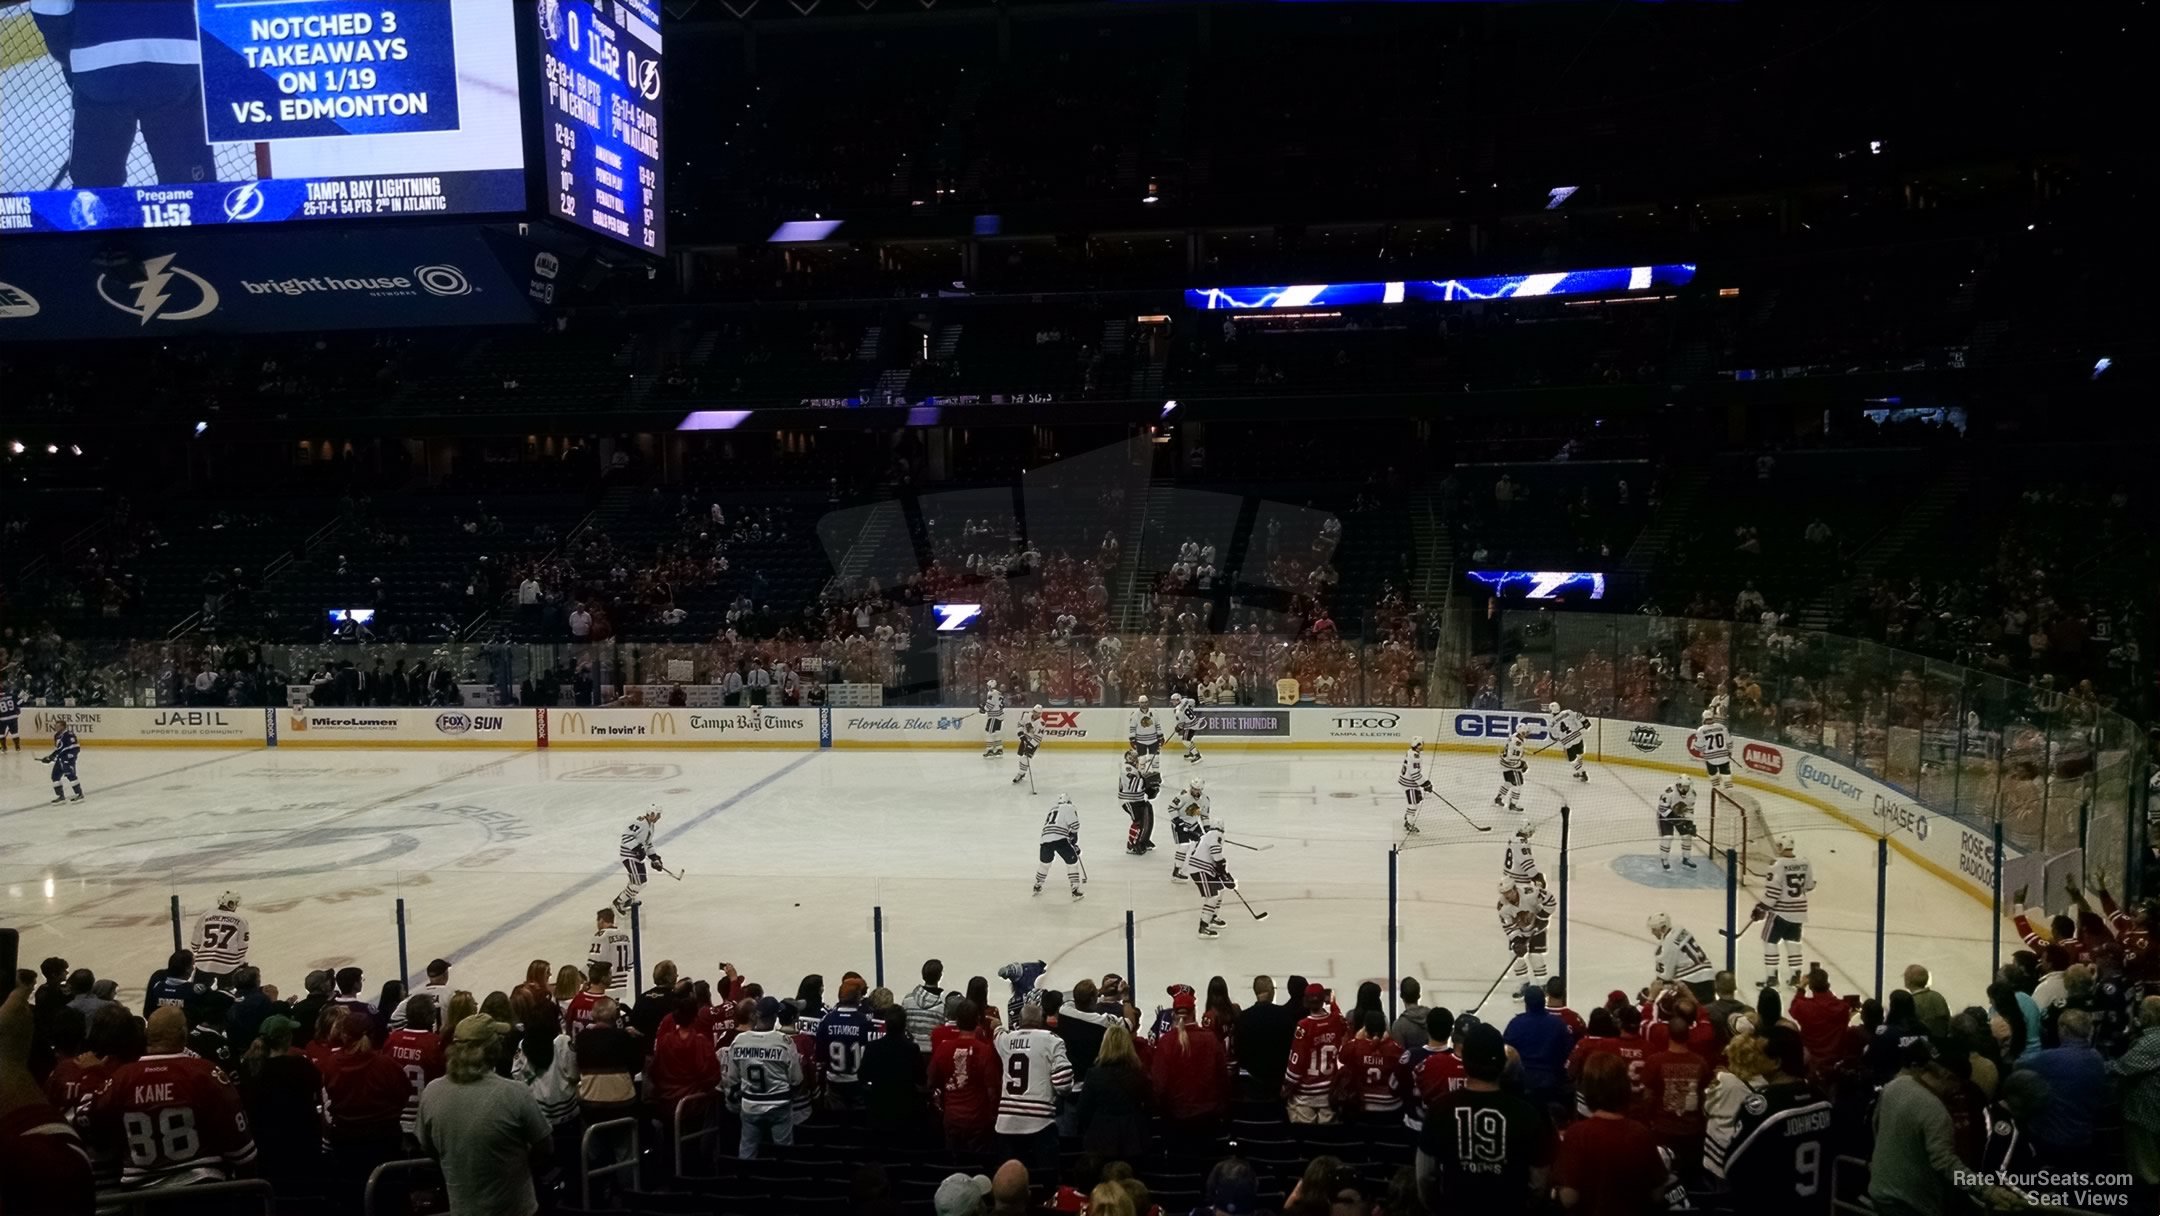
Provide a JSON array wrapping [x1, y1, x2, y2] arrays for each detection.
[[0, 0, 526, 233]]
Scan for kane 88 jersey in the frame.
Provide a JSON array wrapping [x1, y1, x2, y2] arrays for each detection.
[[89, 1053, 257, 1190]]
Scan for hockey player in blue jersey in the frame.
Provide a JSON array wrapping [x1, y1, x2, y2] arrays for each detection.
[[39, 718, 84, 803], [31, 0, 220, 189], [0, 681, 20, 750]]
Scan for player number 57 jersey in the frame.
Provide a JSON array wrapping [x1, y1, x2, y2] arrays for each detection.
[[1764, 858, 1816, 923]]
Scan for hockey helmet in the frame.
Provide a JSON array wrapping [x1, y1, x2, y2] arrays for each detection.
[[1409, 736, 1423, 750], [1055, 793, 1074, 807], [217, 891, 242, 911], [644, 804, 664, 822], [1124, 748, 1139, 766], [1674, 776, 1693, 794], [1700, 708, 1716, 723], [1511, 723, 1529, 739], [1136, 694, 1149, 706], [1498, 880, 1519, 899], [1189, 777, 1205, 794], [1515, 822, 1535, 840], [1775, 834, 1796, 856], [987, 679, 999, 690], [1546, 702, 1562, 716], [1646, 912, 1672, 937]]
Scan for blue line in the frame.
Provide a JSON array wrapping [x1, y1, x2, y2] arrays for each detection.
[[442, 751, 821, 966]]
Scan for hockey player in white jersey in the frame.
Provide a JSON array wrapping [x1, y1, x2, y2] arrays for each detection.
[[190, 891, 250, 985], [1190, 819, 1231, 938], [1526, 874, 1559, 985], [1127, 697, 1164, 757], [588, 907, 635, 996], [1139, 751, 1164, 802], [1012, 704, 1045, 786], [1119, 749, 1155, 854], [1172, 694, 1203, 764], [1546, 702, 1590, 783], [1496, 882, 1536, 1000], [1647, 912, 1716, 1004], [1696, 710, 1734, 788], [1166, 778, 1211, 881], [1397, 738, 1432, 833], [1492, 725, 1528, 813], [1034, 794, 1084, 899], [1758, 836, 1817, 988], [1503, 823, 1541, 890], [1656, 777, 1698, 871], [614, 806, 664, 914], [982, 680, 1006, 757]]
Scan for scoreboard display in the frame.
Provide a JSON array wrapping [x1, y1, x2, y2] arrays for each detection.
[[535, 0, 664, 254], [0, 0, 526, 234]]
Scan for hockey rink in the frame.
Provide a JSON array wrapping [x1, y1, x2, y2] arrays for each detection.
[[0, 742, 2012, 1019]]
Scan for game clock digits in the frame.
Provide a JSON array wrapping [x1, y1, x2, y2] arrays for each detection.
[[536, 0, 664, 254]]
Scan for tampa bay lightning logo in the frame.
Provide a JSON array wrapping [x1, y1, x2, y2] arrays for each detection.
[[1466, 570, 1607, 600], [222, 182, 266, 222]]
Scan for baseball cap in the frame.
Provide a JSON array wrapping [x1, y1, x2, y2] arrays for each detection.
[[1172, 990, 1196, 1011], [933, 1173, 991, 1216], [451, 1014, 501, 1044], [755, 996, 782, 1025], [1461, 1023, 1506, 1073]]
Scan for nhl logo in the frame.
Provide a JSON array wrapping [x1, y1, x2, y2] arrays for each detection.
[[1629, 724, 1663, 753]]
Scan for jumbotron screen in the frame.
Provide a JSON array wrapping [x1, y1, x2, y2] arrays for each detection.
[[535, 0, 664, 254], [0, 0, 527, 234]]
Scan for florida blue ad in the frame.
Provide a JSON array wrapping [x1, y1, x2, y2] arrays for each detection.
[[197, 0, 461, 141]]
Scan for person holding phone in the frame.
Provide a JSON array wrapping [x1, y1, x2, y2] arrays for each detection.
[[1787, 966, 1858, 1084]]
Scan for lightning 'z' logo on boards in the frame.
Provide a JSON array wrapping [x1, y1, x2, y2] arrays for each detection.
[[98, 254, 220, 325], [932, 603, 984, 631]]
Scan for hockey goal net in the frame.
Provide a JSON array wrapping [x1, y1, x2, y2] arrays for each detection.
[[0, 1, 262, 192], [1707, 785, 1778, 881]]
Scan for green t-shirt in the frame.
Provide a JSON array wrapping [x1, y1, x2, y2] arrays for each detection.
[[417, 1073, 551, 1216]]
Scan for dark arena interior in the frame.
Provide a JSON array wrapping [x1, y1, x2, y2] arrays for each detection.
[[0, 1, 2154, 1214]]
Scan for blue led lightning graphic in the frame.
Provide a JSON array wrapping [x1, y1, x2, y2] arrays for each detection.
[[933, 603, 985, 631], [1186, 264, 1696, 310], [1465, 570, 1606, 600]]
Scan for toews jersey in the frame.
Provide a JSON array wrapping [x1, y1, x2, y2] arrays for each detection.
[[190, 913, 249, 973], [992, 1028, 1073, 1134], [1764, 857, 1816, 924], [1283, 1011, 1349, 1107], [382, 1028, 444, 1136], [1654, 929, 1715, 985], [1504, 837, 1540, 886], [89, 1054, 256, 1190], [1697, 722, 1733, 763], [1398, 750, 1427, 789], [1551, 710, 1589, 746], [1039, 800, 1080, 847], [1703, 1075, 1833, 1197], [1499, 737, 1526, 773], [618, 820, 654, 860]]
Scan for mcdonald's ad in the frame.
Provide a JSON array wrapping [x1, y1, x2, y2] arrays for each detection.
[[276, 706, 536, 747], [543, 707, 819, 748]]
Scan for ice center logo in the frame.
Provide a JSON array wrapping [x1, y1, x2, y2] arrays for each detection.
[[98, 254, 220, 325]]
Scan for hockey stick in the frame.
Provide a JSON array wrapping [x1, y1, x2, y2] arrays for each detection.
[[1027, 763, 1036, 796], [1078, 855, 1089, 885], [1431, 789, 1493, 833], [1471, 954, 1526, 1012], [1718, 907, 1766, 940], [653, 862, 685, 883], [1227, 883, 1269, 921], [1222, 838, 1273, 852]]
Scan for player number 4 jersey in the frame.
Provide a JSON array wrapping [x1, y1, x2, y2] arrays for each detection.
[[618, 820, 654, 860], [1764, 858, 1815, 922], [1657, 786, 1694, 820], [1551, 710, 1588, 745]]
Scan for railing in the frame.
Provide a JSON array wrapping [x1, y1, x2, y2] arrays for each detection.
[[94, 1179, 276, 1215], [363, 1158, 442, 1216], [581, 1116, 642, 1208], [673, 1093, 724, 1179]]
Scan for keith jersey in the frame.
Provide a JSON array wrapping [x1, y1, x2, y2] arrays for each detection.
[[1550, 709, 1588, 745]]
